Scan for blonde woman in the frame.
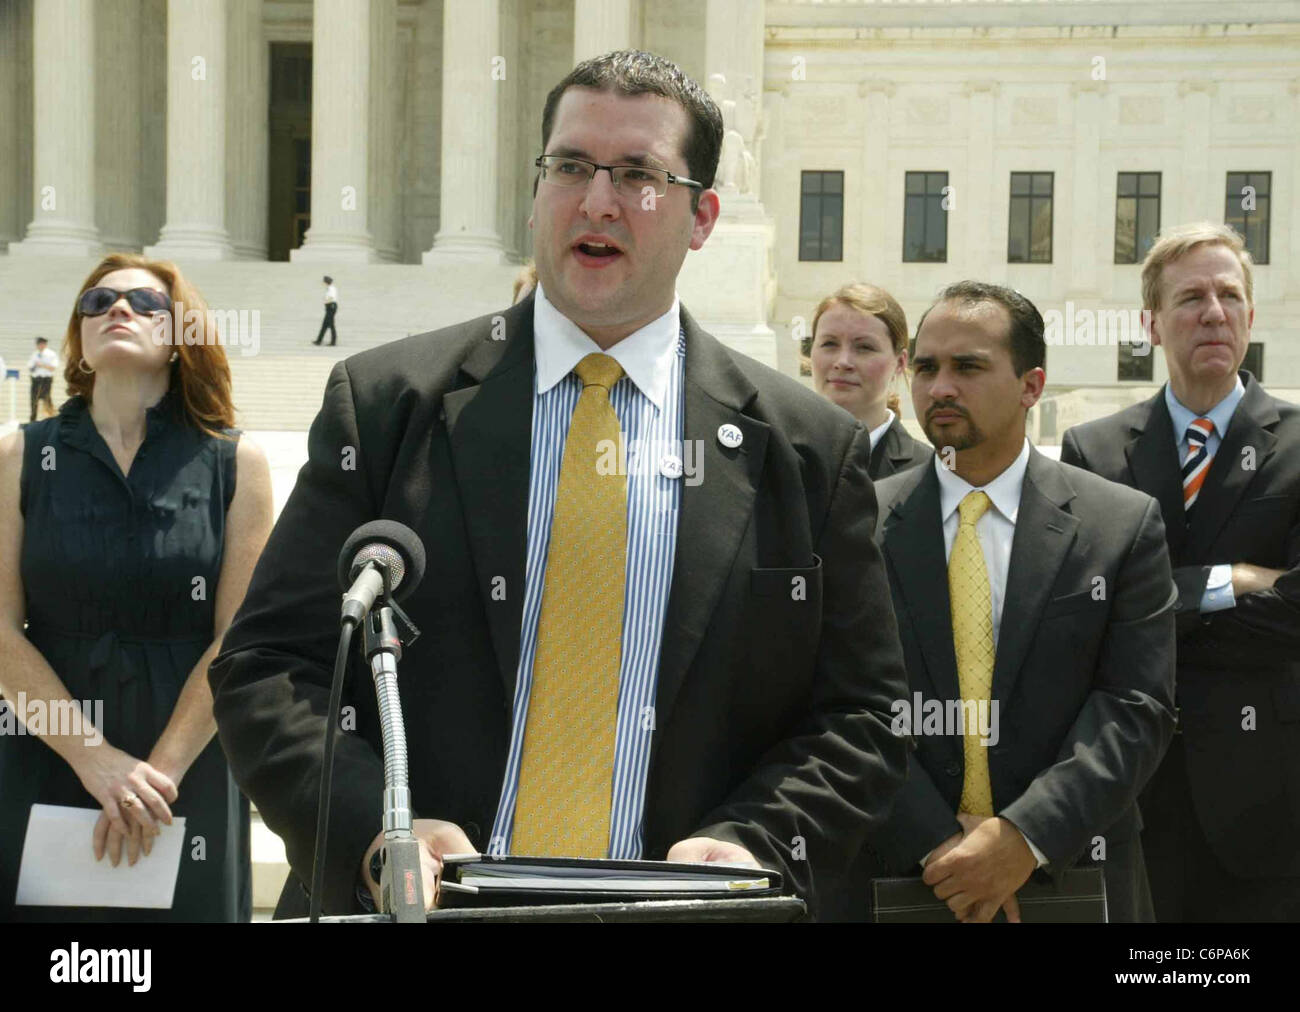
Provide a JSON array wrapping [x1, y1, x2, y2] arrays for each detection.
[[809, 283, 930, 479]]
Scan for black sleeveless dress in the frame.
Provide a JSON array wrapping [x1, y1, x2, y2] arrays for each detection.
[[0, 387, 252, 922]]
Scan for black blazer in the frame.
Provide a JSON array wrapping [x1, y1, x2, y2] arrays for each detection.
[[868, 416, 932, 481], [1061, 373, 1300, 878], [208, 293, 910, 916], [820, 449, 1177, 921]]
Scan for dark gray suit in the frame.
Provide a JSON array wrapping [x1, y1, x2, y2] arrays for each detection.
[[1062, 373, 1300, 920], [868, 416, 932, 481], [819, 448, 1177, 922], [209, 293, 910, 917]]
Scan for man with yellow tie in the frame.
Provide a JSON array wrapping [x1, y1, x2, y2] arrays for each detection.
[[210, 50, 910, 918], [822, 281, 1178, 923]]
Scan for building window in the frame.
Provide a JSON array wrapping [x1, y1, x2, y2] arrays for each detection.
[[1225, 172, 1271, 264], [1008, 172, 1053, 263], [1114, 172, 1161, 264], [1242, 342, 1264, 382], [1117, 342, 1154, 383], [799, 171, 843, 261], [903, 171, 949, 262]]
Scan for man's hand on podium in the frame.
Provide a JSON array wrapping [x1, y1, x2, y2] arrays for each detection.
[[666, 837, 760, 868], [361, 819, 475, 912]]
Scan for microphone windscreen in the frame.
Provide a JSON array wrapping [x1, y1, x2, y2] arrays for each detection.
[[337, 519, 427, 601]]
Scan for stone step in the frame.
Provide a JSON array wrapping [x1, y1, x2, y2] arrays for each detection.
[[250, 807, 289, 915]]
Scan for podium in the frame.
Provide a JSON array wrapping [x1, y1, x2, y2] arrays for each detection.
[[283, 896, 807, 923]]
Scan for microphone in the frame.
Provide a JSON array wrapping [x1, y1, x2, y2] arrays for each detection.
[[337, 520, 426, 625]]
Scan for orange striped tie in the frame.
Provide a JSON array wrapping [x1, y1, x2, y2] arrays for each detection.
[[1182, 417, 1214, 510]]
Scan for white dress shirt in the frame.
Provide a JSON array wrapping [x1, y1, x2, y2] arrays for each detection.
[[934, 437, 1031, 648], [923, 437, 1048, 868], [27, 348, 59, 378], [867, 409, 895, 453], [323, 284, 338, 305]]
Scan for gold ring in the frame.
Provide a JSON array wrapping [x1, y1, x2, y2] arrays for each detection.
[[122, 794, 137, 808]]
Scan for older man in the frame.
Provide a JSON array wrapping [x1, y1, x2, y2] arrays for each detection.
[[1062, 222, 1300, 921]]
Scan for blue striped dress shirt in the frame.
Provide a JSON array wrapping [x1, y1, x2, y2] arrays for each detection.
[[488, 283, 685, 859]]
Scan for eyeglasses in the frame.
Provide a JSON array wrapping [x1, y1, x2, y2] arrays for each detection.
[[534, 155, 703, 199], [77, 286, 171, 318]]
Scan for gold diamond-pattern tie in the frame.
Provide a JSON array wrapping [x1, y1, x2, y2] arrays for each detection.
[[512, 353, 627, 857], [949, 490, 995, 817]]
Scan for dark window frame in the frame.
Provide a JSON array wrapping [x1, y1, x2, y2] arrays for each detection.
[[1114, 172, 1162, 265], [1007, 171, 1054, 264], [1242, 342, 1265, 382], [1116, 341, 1154, 383], [798, 170, 844, 262], [903, 170, 950, 263], [1225, 171, 1271, 265]]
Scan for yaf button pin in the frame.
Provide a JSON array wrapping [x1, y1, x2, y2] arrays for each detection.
[[717, 423, 743, 449], [659, 454, 684, 480]]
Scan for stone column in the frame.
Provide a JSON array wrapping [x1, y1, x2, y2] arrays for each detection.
[[573, 0, 636, 63], [94, 0, 145, 251], [859, 79, 897, 291], [423, 0, 506, 264], [9, 0, 102, 258], [1068, 80, 1105, 297], [1289, 80, 1300, 298], [1178, 80, 1218, 222], [961, 80, 1000, 281], [293, 0, 377, 263], [145, 0, 234, 261], [675, 0, 775, 366], [227, 0, 269, 261], [0, 1, 32, 250], [368, 0, 399, 262]]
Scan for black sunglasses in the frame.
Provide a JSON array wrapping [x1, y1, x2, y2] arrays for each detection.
[[77, 286, 171, 318]]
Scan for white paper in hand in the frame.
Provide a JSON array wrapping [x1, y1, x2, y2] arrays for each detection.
[[15, 804, 186, 909]]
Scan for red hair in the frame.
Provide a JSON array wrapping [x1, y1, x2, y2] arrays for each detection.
[[63, 253, 237, 439]]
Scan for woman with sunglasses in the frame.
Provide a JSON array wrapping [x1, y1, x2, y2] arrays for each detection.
[[0, 253, 273, 921], [808, 282, 931, 480]]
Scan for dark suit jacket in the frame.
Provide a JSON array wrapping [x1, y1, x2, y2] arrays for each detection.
[[819, 448, 1177, 921], [868, 416, 933, 481], [1061, 373, 1300, 878], [208, 293, 910, 916]]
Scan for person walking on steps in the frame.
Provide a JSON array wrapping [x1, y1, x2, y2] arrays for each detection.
[[314, 276, 338, 347]]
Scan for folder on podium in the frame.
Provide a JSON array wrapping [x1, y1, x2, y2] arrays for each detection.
[[437, 854, 784, 908]]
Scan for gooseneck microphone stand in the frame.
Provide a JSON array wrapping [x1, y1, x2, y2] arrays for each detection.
[[361, 586, 423, 922], [309, 551, 423, 923]]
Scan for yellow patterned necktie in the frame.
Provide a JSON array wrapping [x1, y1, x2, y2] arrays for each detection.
[[949, 490, 995, 817], [512, 353, 627, 857]]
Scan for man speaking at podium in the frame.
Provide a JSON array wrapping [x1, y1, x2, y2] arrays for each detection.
[[209, 51, 908, 918]]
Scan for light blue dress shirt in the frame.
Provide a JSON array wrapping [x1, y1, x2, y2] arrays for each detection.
[[1164, 377, 1246, 613]]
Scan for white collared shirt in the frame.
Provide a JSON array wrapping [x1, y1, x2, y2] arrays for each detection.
[[28, 348, 59, 378], [867, 409, 896, 453], [324, 284, 338, 304], [934, 438, 1032, 649], [532, 282, 679, 410]]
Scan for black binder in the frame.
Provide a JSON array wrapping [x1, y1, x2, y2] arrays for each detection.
[[438, 854, 784, 908], [871, 866, 1108, 923]]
